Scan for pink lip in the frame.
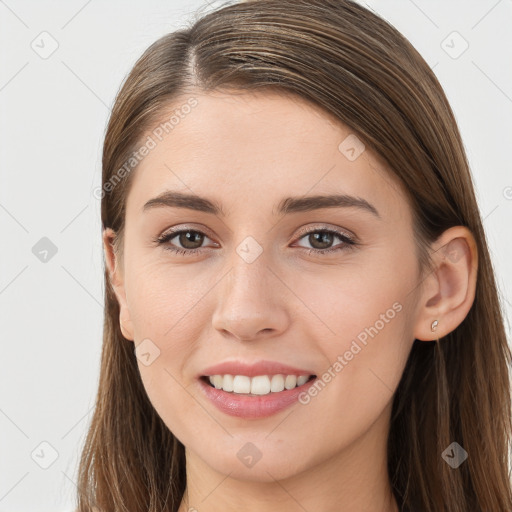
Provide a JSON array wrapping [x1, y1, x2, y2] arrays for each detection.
[[197, 360, 317, 419], [199, 360, 316, 378], [197, 375, 317, 419]]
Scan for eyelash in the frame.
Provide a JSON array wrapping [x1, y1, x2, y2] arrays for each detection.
[[154, 226, 357, 257]]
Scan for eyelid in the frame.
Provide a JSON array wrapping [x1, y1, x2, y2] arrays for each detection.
[[294, 223, 356, 240], [158, 223, 355, 244], [158, 223, 217, 242]]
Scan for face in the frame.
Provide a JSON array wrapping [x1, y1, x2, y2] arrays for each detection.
[[109, 89, 424, 482]]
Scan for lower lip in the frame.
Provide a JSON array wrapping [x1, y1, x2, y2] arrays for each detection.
[[198, 377, 317, 419]]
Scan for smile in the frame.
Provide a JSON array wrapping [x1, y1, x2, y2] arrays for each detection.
[[205, 374, 315, 395], [198, 373, 318, 419]]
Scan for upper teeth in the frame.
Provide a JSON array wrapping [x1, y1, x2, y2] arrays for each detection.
[[208, 374, 311, 395]]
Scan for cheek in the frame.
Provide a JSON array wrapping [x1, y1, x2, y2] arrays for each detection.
[[286, 295, 412, 461], [125, 255, 214, 342], [122, 258, 206, 402], [291, 250, 416, 413], [127, 263, 206, 439], [124, 259, 218, 425]]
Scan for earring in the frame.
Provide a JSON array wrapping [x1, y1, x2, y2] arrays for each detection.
[[431, 319, 439, 332]]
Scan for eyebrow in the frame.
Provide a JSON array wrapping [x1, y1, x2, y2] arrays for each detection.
[[142, 191, 380, 218]]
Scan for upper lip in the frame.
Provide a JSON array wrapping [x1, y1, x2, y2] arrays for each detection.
[[200, 360, 316, 378]]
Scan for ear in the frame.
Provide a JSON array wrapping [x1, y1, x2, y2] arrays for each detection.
[[103, 227, 135, 341], [413, 226, 478, 341]]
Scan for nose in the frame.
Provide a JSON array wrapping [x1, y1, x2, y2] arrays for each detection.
[[211, 250, 290, 342]]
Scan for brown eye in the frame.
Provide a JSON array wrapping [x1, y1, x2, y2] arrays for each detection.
[[294, 228, 357, 256], [307, 231, 335, 250], [156, 229, 214, 255], [176, 230, 205, 249]]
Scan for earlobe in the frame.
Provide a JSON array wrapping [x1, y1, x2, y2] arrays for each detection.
[[413, 226, 478, 342], [102, 227, 135, 341]]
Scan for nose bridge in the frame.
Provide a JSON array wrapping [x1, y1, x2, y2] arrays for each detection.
[[222, 240, 273, 308], [211, 238, 289, 340]]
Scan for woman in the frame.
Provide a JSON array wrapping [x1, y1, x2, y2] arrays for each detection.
[[77, 1, 512, 510]]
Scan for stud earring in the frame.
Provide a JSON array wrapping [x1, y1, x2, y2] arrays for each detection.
[[431, 319, 439, 332]]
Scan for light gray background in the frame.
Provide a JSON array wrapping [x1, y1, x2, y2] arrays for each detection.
[[1, 0, 511, 510]]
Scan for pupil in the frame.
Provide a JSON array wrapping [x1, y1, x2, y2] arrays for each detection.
[[180, 231, 203, 249], [311, 232, 332, 249]]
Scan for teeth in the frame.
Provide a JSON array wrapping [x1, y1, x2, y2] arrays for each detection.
[[212, 375, 223, 389], [284, 375, 297, 389], [270, 374, 284, 392], [297, 375, 309, 386], [233, 375, 251, 394], [207, 374, 313, 395], [222, 374, 234, 392], [251, 375, 271, 395]]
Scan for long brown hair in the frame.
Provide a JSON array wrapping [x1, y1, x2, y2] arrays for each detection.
[[77, 1, 512, 510]]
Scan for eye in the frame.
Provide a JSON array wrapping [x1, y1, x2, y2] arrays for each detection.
[[154, 228, 216, 256], [154, 225, 358, 257], [293, 227, 357, 256]]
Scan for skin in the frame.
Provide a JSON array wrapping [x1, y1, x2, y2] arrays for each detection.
[[103, 89, 478, 512]]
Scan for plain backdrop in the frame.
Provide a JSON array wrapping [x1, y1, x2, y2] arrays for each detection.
[[0, 0, 511, 510]]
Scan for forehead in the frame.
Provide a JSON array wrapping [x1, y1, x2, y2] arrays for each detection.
[[125, 89, 408, 222]]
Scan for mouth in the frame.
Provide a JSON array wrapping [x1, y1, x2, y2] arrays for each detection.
[[197, 360, 319, 418], [200, 373, 317, 396]]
